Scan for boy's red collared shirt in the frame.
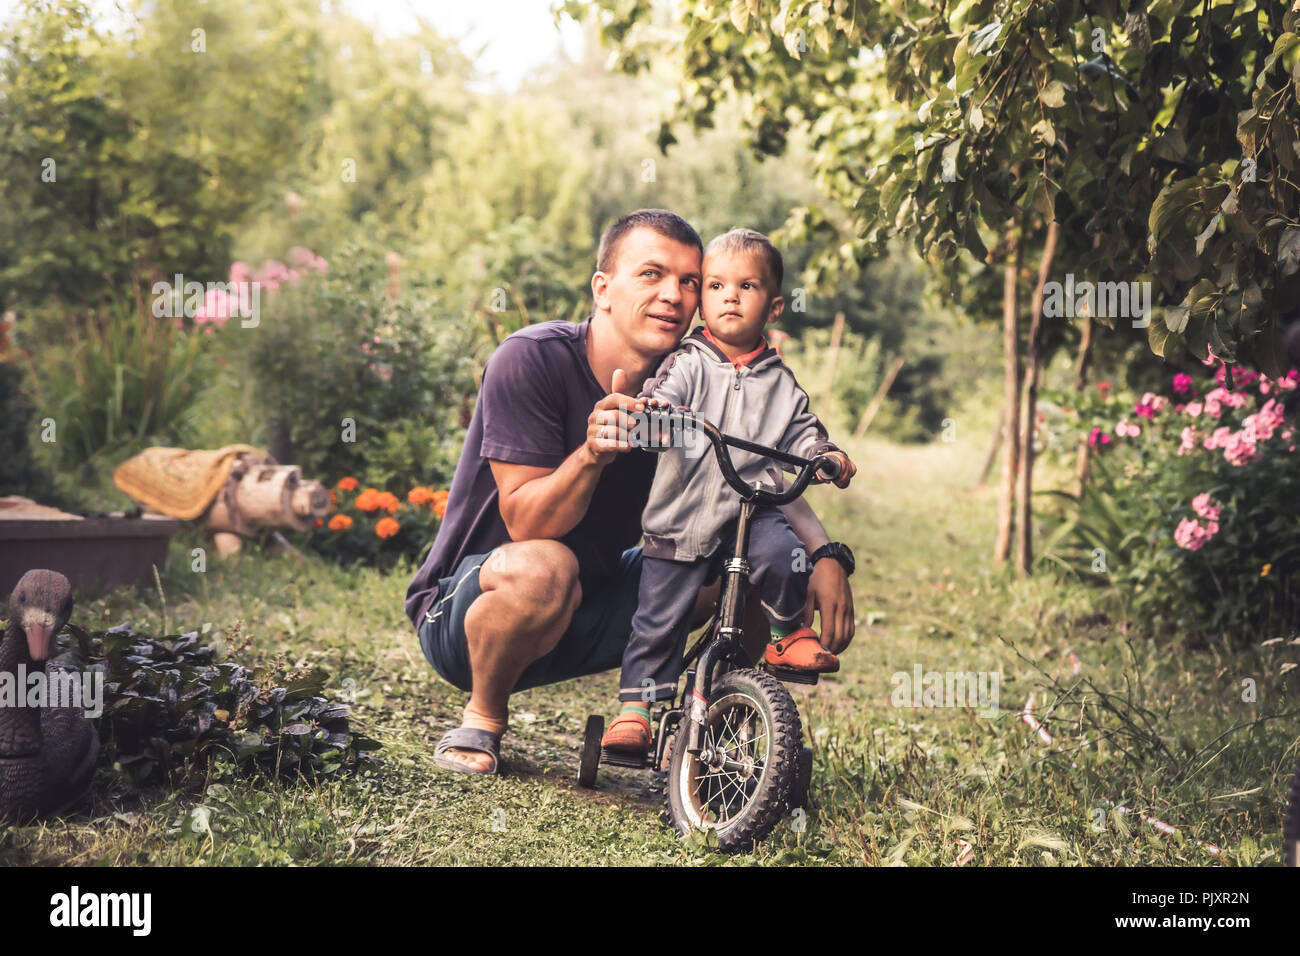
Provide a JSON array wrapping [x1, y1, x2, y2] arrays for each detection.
[[702, 325, 768, 368]]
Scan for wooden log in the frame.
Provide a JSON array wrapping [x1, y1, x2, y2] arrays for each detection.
[[212, 532, 243, 557], [207, 462, 328, 536]]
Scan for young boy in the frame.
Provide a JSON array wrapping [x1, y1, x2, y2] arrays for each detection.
[[602, 228, 856, 754]]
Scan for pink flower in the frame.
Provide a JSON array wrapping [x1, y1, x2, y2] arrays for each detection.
[[1178, 426, 1199, 455], [1185, 401, 1203, 417], [194, 287, 234, 328], [1191, 493, 1220, 523], [230, 261, 252, 285], [255, 259, 289, 291], [1172, 373, 1194, 394], [1174, 518, 1209, 551], [1115, 419, 1141, 438], [313, 256, 328, 274], [1134, 392, 1166, 418], [1223, 431, 1259, 467], [1088, 427, 1113, 449], [288, 246, 316, 269], [1202, 390, 1224, 419], [1204, 426, 1233, 450]]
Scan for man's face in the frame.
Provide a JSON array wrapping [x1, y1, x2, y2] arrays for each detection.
[[592, 227, 702, 357]]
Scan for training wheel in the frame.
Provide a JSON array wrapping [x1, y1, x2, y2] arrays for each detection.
[[578, 714, 604, 788]]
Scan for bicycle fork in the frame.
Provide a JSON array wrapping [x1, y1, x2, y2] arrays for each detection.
[[686, 498, 757, 754]]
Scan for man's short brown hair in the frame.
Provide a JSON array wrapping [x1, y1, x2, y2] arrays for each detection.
[[704, 228, 784, 294], [596, 209, 703, 274]]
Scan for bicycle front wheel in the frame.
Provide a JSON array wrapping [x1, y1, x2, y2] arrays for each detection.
[[665, 668, 802, 852]]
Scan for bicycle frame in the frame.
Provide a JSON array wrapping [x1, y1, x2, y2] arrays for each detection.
[[639, 406, 840, 759]]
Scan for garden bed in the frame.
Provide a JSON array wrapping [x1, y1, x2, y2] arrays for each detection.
[[0, 496, 180, 594]]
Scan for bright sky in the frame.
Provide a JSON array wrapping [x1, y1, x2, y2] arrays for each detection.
[[0, 0, 587, 90]]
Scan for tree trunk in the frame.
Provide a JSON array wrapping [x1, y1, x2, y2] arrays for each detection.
[[1014, 219, 1060, 576], [994, 219, 1022, 565], [267, 418, 292, 466], [1072, 314, 1095, 498]]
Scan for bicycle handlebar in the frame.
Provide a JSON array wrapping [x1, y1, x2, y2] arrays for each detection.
[[633, 403, 840, 507]]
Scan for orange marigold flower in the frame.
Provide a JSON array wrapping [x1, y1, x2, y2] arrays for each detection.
[[375, 516, 400, 539], [433, 498, 448, 519], [408, 486, 434, 506], [376, 491, 401, 514], [432, 489, 450, 505], [329, 514, 353, 532], [337, 476, 359, 491], [354, 488, 381, 512], [328, 489, 338, 506], [315, 517, 324, 528]]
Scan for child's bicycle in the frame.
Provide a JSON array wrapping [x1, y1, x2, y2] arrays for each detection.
[[576, 403, 842, 852]]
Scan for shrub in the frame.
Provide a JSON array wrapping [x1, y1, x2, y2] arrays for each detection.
[[230, 243, 477, 493], [1040, 364, 1300, 641]]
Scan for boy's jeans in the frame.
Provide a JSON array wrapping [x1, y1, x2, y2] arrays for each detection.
[[619, 506, 808, 703]]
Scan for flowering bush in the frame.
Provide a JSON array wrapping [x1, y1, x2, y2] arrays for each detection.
[[305, 477, 449, 569], [211, 241, 476, 493], [1041, 363, 1300, 640]]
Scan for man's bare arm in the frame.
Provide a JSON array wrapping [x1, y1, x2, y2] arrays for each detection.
[[490, 451, 605, 541], [491, 378, 647, 541]]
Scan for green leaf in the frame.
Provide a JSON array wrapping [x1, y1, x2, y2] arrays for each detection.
[[1278, 226, 1300, 276], [1040, 80, 1066, 108]]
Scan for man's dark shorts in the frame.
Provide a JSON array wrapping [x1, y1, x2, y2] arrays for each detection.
[[417, 545, 647, 693]]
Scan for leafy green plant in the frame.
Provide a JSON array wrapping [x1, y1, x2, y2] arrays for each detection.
[[21, 287, 207, 471], [58, 621, 381, 788]]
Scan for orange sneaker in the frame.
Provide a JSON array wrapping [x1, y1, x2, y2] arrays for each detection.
[[764, 628, 840, 673], [600, 711, 652, 753]]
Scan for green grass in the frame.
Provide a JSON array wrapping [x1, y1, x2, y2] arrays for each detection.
[[4, 396, 1298, 866]]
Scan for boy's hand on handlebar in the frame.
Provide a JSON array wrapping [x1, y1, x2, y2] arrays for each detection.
[[584, 367, 646, 466], [816, 451, 856, 488]]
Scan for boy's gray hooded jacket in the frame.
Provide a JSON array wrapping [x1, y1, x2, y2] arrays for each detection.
[[635, 326, 840, 562]]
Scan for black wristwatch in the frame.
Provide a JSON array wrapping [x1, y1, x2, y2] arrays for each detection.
[[810, 542, 855, 577]]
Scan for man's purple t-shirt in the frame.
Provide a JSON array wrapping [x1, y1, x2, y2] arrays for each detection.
[[404, 317, 658, 631]]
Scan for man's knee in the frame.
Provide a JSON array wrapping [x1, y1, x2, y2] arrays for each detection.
[[480, 539, 582, 620]]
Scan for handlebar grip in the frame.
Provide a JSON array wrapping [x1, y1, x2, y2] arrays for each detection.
[[815, 455, 842, 481]]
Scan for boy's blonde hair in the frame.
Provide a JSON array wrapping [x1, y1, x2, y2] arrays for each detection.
[[704, 228, 783, 294]]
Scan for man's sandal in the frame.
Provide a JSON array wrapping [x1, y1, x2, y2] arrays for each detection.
[[434, 726, 503, 775], [600, 712, 652, 754]]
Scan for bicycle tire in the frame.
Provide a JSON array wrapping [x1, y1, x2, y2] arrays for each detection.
[[1285, 757, 1300, 867], [665, 668, 801, 852], [577, 714, 603, 789]]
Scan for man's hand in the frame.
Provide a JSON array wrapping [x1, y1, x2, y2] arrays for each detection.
[[803, 555, 854, 654], [584, 368, 646, 466], [816, 450, 857, 489]]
